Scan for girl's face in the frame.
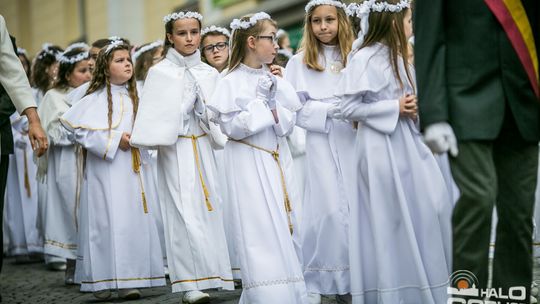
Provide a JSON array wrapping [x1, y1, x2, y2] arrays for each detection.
[[250, 22, 278, 65], [310, 5, 339, 45], [108, 49, 133, 85], [201, 34, 229, 72], [67, 59, 92, 88], [167, 18, 201, 56], [403, 8, 413, 40]]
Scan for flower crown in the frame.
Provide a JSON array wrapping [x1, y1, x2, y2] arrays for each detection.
[[230, 12, 271, 31], [305, 0, 347, 13], [104, 39, 125, 55], [163, 11, 203, 23], [347, 0, 411, 59], [133, 40, 163, 62], [347, 0, 410, 17], [37, 43, 62, 60], [201, 25, 231, 38], [58, 51, 89, 65], [64, 42, 90, 53]]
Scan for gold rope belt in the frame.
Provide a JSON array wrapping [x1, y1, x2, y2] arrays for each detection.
[[229, 139, 293, 234], [179, 134, 213, 212], [131, 148, 148, 214], [23, 149, 31, 198]]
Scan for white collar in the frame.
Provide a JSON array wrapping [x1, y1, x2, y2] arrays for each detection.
[[166, 48, 201, 69]]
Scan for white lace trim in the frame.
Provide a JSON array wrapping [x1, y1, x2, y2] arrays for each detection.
[[230, 12, 271, 31], [201, 25, 231, 38], [163, 11, 203, 23], [305, 266, 350, 272], [58, 51, 89, 64], [305, 0, 347, 13], [242, 276, 304, 290], [133, 40, 163, 62]]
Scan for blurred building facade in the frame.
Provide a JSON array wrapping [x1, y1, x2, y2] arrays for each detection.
[[0, 0, 354, 58]]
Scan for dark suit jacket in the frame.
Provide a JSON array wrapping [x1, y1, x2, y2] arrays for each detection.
[[415, 0, 540, 141], [0, 84, 15, 155]]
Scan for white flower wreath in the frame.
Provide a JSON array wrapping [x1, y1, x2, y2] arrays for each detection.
[[230, 12, 271, 31], [163, 11, 203, 23], [201, 25, 231, 38], [133, 40, 163, 62], [305, 0, 347, 13], [58, 51, 89, 64]]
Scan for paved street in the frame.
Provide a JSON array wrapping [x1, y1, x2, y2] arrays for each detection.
[[0, 258, 338, 304]]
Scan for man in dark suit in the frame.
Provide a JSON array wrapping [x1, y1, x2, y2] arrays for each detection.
[[415, 0, 539, 299]]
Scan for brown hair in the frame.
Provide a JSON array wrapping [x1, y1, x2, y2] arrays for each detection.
[[85, 43, 139, 131], [299, 2, 354, 71], [361, 0, 414, 92], [54, 49, 90, 90], [228, 15, 278, 73], [163, 12, 202, 56], [134, 43, 163, 81], [31, 45, 63, 94]]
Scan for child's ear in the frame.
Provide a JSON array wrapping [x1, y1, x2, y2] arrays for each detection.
[[166, 33, 173, 45], [247, 36, 256, 49]]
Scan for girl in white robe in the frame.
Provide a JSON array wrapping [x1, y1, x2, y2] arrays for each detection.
[[336, 3, 452, 303], [61, 41, 165, 300], [4, 114, 42, 258], [133, 40, 168, 273], [37, 48, 92, 284], [208, 12, 307, 304], [130, 12, 232, 304], [284, 2, 356, 301]]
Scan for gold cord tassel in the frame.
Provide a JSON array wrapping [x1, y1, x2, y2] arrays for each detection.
[[272, 150, 293, 235], [131, 148, 148, 214], [189, 135, 213, 211], [23, 150, 31, 198]]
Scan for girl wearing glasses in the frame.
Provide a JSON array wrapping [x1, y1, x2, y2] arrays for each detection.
[[208, 12, 307, 304], [130, 11, 232, 304], [283, 1, 355, 303], [201, 26, 230, 73]]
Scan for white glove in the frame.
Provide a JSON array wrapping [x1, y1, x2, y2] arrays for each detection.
[[424, 122, 459, 157], [256, 73, 277, 109], [327, 104, 343, 120]]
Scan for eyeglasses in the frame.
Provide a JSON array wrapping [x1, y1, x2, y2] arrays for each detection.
[[256, 35, 278, 44], [202, 42, 229, 53]]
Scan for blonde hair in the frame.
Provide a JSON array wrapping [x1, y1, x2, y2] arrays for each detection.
[[85, 44, 139, 131], [228, 14, 277, 73], [361, 0, 414, 92], [299, 2, 354, 71]]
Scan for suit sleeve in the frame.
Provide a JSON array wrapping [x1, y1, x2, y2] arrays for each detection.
[[414, 0, 449, 128]]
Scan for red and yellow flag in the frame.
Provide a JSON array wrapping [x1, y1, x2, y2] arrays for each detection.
[[485, 0, 539, 99]]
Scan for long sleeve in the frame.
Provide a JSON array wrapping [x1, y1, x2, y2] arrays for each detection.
[[273, 103, 297, 137], [414, 0, 448, 128], [296, 98, 334, 133], [217, 99, 275, 140], [340, 92, 400, 135], [70, 127, 122, 161], [0, 16, 36, 114]]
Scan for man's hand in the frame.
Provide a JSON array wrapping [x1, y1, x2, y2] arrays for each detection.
[[424, 122, 459, 157], [22, 107, 48, 157]]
